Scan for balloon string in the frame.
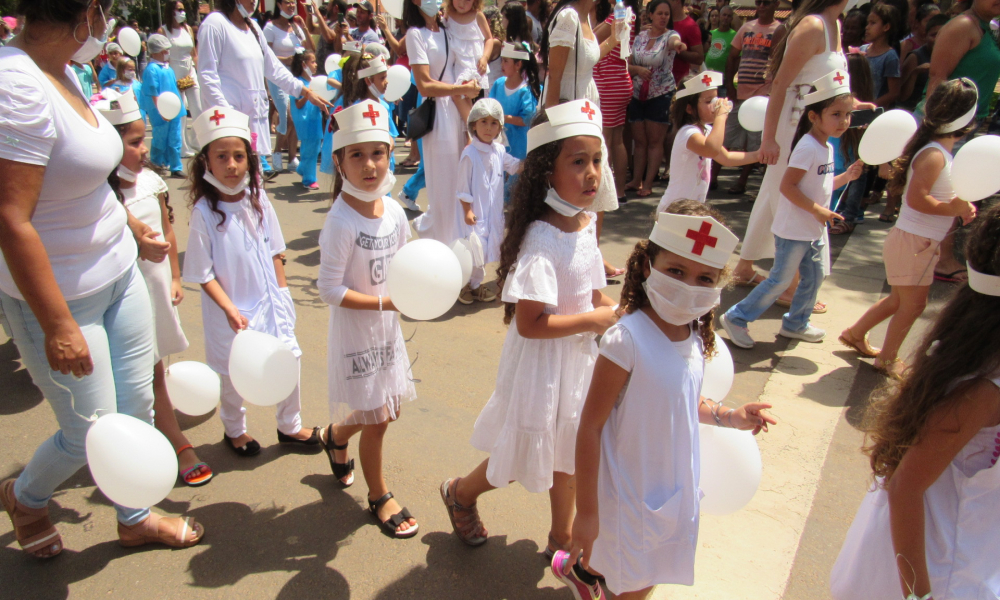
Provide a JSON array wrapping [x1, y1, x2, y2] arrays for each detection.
[[47, 370, 104, 424]]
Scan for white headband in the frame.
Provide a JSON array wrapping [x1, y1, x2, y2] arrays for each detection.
[[501, 42, 530, 61], [938, 79, 979, 134], [968, 266, 1000, 296]]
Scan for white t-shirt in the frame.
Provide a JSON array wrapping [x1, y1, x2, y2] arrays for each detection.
[[0, 48, 135, 301], [658, 124, 712, 211], [772, 134, 833, 242], [263, 20, 304, 58], [896, 142, 957, 241]]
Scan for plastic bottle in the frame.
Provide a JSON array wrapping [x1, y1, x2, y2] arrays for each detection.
[[614, 0, 626, 22]]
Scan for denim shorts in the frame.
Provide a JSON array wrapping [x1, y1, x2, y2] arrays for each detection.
[[627, 92, 673, 124]]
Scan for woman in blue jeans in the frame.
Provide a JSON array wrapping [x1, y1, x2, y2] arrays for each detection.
[[0, 0, 204, 557]]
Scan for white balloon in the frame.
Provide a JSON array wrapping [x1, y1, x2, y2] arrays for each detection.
[[387, 239, 464, 320], [858, 109, 918, 165], [117, 27, 142, 57], [698, 424, 762, 515], [156, 91, 182, 120], [228, 330, 298, 406], [951, 135, 1000, 201], [308, 75, 336, 102], [164, 361, 221, 416], [737, 96, 768, 132], [324, 53, 343, 75], [86, 414, 178, 509], [384, 65, 412, 103], [702, 333, 734, 402], [450, 238, 474, 286]]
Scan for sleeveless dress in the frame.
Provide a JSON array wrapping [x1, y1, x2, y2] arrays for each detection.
[[739, 16, 846, 262]]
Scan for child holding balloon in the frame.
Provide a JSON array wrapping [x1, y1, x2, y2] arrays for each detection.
[[554, 200, 775, 600], [838, 79, 978, 380], [290, 49, 324, 190], [316, 102, 419, 539], [657, 72, 760, 211], [440, 100, 618, 552], [182, 107, 323, 457], [830, 202, 1000, 600], [142, 34, 184, 178]]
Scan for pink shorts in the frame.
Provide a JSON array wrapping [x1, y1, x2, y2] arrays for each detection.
[[882, 228, 941, 286]]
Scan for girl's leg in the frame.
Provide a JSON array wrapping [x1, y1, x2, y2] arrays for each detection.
[[612, 588, 655, 600], [274, 358, 319, 441], [152, 361, 208, 480], [548, 471, 576, 549], [604, 125, 627, 198], [359, 419, 417, 533], [642, 121, 668, 195], [219, 375, 253, 447], [627, 120, 648, 190], [733, 258, 762, 283], [874, 285, 929, 375], [847, 287, 901, 339], [445, 458, 495, 542], [286, 118, 298, 163], [454, 458, 498, 508]]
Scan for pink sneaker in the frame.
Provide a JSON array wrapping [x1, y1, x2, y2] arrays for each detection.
[[307, 182, 320, 190], [551, 550, 605, 600]]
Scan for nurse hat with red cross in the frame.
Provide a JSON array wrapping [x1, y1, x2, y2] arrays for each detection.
[[343, 41, 364, 55], [675, 70, 723, 99], [526, 99, 603, 153], [357, 55, 387, 79], [193, 106, 251, 149], [332, 100, 392, 151], [803, 69, 851, 105], [95, 89, 143, 126], [649, 212, 739, 269]]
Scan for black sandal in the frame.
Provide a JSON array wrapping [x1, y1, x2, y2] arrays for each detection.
[[322, 425, 355, 486], [368, 492, 418, 539], [223, 434, 260, 457], [277, 426, 322, 446]]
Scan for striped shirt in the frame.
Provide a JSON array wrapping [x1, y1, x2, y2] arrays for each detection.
[[731, 19, 780, 100]]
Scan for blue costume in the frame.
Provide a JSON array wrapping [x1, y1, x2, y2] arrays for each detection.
[[291, 75, 324, 187], [489, 76, 537, 201], [401, 82, 427, 203], [320, 70, 345, 182], [141, 61, 184, 173], [98, 61, 117, 88]]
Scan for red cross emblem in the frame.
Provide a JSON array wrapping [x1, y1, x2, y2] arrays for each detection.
[[685, 222, 718, 256], [701, 74, 713, 86], [209, 109, 225, 126], [362, 104, 380, 126], [580, 101, 596, 120], [833, 72, 845, 85]]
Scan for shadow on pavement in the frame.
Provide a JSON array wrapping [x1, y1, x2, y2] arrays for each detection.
[[0, 338, 44, 416]]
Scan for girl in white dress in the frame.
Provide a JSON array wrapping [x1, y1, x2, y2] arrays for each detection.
[[555, 200, 775, 600], [440, 100, 618, 552], [456, 98, 521, 304], [97, 90, 211, 488], [445, 0, 496, 125], [830, 203, 1000, 600], [316, 102, 419, 538], [657, 72, 759, 210], [182, 107, 322, 457]]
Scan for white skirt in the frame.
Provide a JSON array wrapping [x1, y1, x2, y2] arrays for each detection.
[[326, 304, 416, 425], [470, 325, 597, 493], [138, 257, 188, 363]]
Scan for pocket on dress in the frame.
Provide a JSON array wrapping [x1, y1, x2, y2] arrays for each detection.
[[641, 489, 686, 551]]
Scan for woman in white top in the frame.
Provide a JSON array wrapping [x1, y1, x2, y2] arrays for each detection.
[[541, 0, 623, 276], [404, 0, 481, 246], [0, 0, 204, 558], [160, 0, 203, 157], [263, 0, 315, 171], [197, 0, 330, 174]]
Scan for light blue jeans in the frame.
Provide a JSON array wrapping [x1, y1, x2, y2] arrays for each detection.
[[0, 265, 155, 526], [724, 235, 825, 334], [267, 79, 290, 136]]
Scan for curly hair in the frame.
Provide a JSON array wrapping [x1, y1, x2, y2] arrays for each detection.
[[619, 199, 731, 359], [886, 78, 978, 197], [864, 203, 1000, 483], [186, 137, 263, 230]]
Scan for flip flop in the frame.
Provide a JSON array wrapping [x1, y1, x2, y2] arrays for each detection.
[[775, 299, 827, 314], [733, 272, 765, 287], [176, 444, 213, 487], [933, 269, 968, 283]]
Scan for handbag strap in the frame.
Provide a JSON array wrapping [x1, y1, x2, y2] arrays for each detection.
[[574, 12, 579, 100]]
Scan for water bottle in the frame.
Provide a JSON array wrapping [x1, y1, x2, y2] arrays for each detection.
[[614, 0, 626, 22]]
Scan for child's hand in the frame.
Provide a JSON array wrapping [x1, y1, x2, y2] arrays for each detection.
[[464, 207, 477, 226], [568, 512, 599, 571], [477, 56, 489, 76], [225, 306, 249, 333], [171, 277, 184, 306], [812, 204, 844, 227], [137, 229, 171, 263], [729, 402, 776, 434], [712, 98, 733, 119], [844, 160, 863, 182], [590, 305, 619, 334], [953, 197, 977, 225]]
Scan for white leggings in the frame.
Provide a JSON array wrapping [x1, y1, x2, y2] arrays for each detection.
[[219, 358, 303, 438]]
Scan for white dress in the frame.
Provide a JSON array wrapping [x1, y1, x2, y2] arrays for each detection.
[[830, 374, 1000, 600], [589, 311, 704, 594], [316, 197, 417, 425], [447, 16, 490, 91], [469, 213, 606, 493], [658, 123, 712, 210], [456, 138, 520, 264], [544, 7, 618, 214], [407, 26, 467, 247], [122, 169, 189, 363], [181, 191, 300, 375], [197, 12, 305, 157], [165, 25, 203, 155]]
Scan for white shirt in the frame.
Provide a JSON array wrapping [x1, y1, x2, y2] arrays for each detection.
[[896, 142, 958, 241], [772, 134, 833, 242], [166, 26, 196, 77], [263, 20, 304, 59], [658, 124, 712, 211], [0, 48, 135, 301]]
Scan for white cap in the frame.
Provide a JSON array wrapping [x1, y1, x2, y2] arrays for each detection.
[[332, 101, 393, 151], [526, 99, 603, 154], [358, 55, 388, 79], [501, 41, 530, 60], [468, 97, 508, 146], [95, 89, 143, 126], [193, 106, 252, 149], [648, 212, 739, 269], [803, 69, 851, 105], [675, 70, 723, 99], [343, 41, 364, 55]]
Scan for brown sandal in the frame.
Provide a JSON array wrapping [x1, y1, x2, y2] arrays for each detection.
[[440, 478, 487, 546], [1, 479, 62, 558], [838, 328, 881, 358], [874, 357, 906, 381], [118, 512, 204, 549]]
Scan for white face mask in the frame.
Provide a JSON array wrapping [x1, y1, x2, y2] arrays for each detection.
[[643, 261, 721, 326], [420, 0, 441, 17], [176, 10, 187, 23], [367, 82, 383, 100], [117, 163, 139, 182], [204, 171, 250, 196], [544, 187, 584, 217], [339, 170, 396, 202], [72, 4, 113, 63], [280, 9, 296, 19], [237, 0, 253, 19], [304, 66, 314, 77], [123, 70, 136, 80]]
